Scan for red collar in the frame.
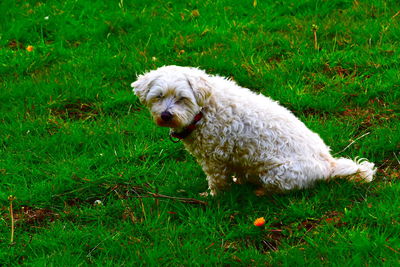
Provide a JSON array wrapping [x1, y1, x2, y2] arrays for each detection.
[[170, 111, 203, 142]]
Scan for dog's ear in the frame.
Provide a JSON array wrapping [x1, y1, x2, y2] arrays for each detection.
[[185, 74, 212, 107], [131, 73, 158, 104]]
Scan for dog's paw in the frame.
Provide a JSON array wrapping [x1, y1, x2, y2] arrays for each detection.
[[199, 189, 218, 197], [199, 191, 209, 197]]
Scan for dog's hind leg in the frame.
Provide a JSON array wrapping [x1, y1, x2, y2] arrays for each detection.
[[258, 160, 330, 192]]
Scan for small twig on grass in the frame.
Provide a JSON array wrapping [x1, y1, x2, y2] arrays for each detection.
[[8, 195, 16, 245], [385, 244, 400, 254], [87, 232, 120, 259], [262, 240, 278, 251], [312, 24, 319, 50], [130, 187, 148, 221], [393, 152, 400, 166], [113, 190, 138, 223], [333, 132, 370, 156], [113, 186, 207, 224], [155, 187, 160, 218], [123, 184, 208, 206], [144, 191, 208, 206], [391, 10, 400, 19], [139, 196, 147, 221]]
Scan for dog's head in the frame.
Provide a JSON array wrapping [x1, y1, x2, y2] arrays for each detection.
[[131, 65, 211, 129]]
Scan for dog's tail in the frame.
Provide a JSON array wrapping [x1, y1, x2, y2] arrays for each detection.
[[331, 157, 376, 182]]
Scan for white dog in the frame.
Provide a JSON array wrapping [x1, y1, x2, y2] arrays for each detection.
[[132, 65, 376, 196]]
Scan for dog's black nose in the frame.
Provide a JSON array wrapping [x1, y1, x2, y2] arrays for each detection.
[[161, 111, 173, 121]]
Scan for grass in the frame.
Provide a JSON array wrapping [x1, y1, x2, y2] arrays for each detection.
[[1, 0, 399, 265]]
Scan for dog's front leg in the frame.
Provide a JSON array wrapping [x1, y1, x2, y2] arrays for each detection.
[[201, 163, 231, 196]]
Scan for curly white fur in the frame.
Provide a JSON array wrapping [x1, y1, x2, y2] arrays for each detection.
[[132, 65, 376, 196]]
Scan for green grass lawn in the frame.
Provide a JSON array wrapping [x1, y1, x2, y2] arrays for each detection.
[[1, 0, 399, 265]]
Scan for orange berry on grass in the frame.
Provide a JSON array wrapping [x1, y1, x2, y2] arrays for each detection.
[[254, 217, 266, 227]]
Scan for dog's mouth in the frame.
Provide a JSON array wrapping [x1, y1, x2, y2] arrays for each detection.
[[155, 117, 179, 128]]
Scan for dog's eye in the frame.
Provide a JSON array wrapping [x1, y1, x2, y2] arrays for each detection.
[[156, 93, 163, 99]]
